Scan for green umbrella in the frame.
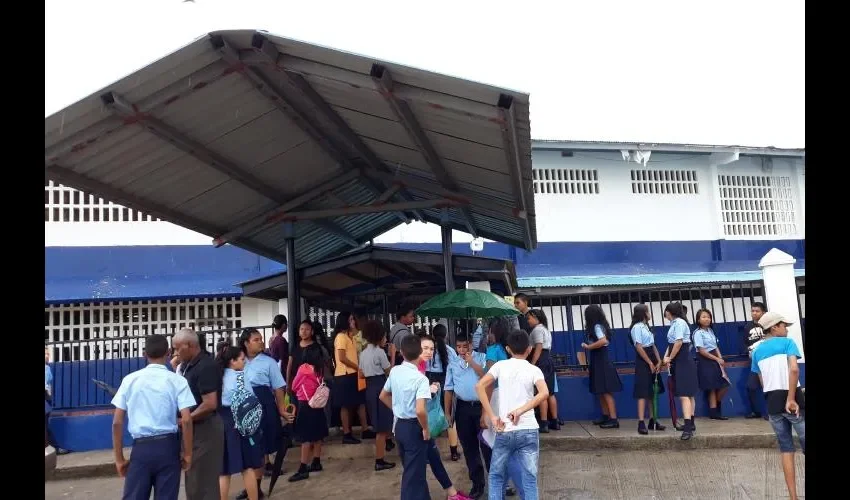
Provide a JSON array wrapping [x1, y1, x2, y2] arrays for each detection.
[[416, 289, 520, 319]]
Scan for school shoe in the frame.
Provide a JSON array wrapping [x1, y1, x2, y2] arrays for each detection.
[[648, 418, 666, 431], [538, 421, 550, 433], [342, 433, 362, 445], [375, 458, 396, 471], [680, 419, 694, 441], [450, 446, 461, 461], [592, 415, 609, 425], [745, 412, 762, 419], [468, 483, 485, 499], [263, 462, 275, 477], [673, 422, 685, 431], [637, 421, 648, 435], [310, 459, 323, 473], [288, 464, 310, 482], [599, 418, 619, 429], [505, 486, 517, 496], [236, 488, 265, 500], [709, 407, 729, 421], [548, 419, 561, 431]]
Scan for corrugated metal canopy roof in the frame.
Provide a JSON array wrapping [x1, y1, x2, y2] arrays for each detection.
[[45, 30, 536, 266], [239, 246, 517, 312]]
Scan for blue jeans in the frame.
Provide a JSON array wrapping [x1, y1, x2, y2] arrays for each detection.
[[769, 412, 805, 454], [488, 429, 539, 500]]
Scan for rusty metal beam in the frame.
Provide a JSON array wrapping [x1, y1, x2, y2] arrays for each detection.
[[497, 94, 534, 250], [371, 64, 479, 238]]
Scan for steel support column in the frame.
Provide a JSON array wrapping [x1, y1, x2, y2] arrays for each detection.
[[440, 209, 456, 345], [284, 223, 301, 355]]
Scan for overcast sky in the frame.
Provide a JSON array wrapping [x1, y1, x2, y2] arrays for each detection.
[[45, 0, 804, 148]]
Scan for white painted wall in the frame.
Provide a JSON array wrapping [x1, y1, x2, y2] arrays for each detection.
[[45, 151, 805, 246]]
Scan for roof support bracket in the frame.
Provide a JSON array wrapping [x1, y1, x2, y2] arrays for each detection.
[[497, 94, 534, 250]]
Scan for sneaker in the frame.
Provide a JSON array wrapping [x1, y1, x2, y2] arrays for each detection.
[[637, 421, 648, 435], [375, 459, 396, 471], [599, 418, 620, 429], [288, 470, 310, 482], [342, 433, 362, 445]]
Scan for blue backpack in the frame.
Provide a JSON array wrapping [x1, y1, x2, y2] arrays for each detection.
[[231, 372, 263, 444]]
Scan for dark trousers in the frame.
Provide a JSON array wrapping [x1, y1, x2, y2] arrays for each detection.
[[396, 418, 431, 500], [455, 399, 491, 488], [123, 434, 181, 500], [746, 372, 764, 414], [184, 415, 224, 500]]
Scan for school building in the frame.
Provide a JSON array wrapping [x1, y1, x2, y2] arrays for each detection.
[[45, 31, 805, 452]]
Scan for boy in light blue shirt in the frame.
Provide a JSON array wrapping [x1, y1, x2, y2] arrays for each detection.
[[112, 334, 196, 500]]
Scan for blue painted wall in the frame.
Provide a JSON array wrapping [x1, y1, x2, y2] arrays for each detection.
[[49, 409, 133, 452], [45, 240, 805, 303]]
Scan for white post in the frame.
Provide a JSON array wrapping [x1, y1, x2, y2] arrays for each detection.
[[759, 248, 804, 362]]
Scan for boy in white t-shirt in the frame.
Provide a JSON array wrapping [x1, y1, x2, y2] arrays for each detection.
[[476, 329, 549, 500]]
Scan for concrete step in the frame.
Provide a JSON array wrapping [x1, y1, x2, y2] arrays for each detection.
[[49, 418, 791, 481]]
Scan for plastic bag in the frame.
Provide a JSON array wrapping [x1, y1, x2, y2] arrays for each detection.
[[427, 395, 448, 437]]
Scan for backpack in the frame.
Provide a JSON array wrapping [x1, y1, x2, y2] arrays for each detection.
[[230, 372, 263, 443], [301, 375, 330, 409]]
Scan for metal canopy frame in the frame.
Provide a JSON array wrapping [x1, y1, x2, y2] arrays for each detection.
[[239, 246, 517, 312]]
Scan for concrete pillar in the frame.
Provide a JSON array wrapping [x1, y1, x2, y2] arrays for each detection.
[[759, 248, 805, 362]]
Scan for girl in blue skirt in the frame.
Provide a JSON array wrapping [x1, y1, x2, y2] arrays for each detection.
[[629, 304, 665, 435], [662, 302, 699, 441], [693, 308, 731, 420], [582, 305, 624, 429], [240, 328, 293, 499], [217, 344, 264, 500]]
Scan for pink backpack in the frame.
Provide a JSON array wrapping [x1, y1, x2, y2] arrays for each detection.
[[301, 376, 330, 409]]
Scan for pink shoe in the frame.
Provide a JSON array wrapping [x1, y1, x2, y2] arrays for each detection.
[[448, 493, 472, 500]]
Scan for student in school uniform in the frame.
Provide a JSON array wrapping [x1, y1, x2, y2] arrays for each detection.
[[268, 315, 289, 385], [216, 344, 265, 500], [111, 334, 196, 500], [526, 309, 559, 432], [289, 344, 330, 482], [380, 335, 470, 500], [743, 302, 768, 419], [661, 302, 699, 440], [751, 312, 805, 500], [239, 328, 294, 499], [426, 324, 457, 403], [476, 329, 549, 500], [629, 305, 665, 435], [581, 305, 623, 429], [172, 329, 224, 500], [692, 308, 731, 420], [417, 333, 472, 500], [444, 331, 490, 499], [358, 320, 397, 472], [331, 311, 373, 444]]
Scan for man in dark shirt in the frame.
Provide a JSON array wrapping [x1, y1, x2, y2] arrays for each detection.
[[268, 315, 289, 383], [743, 302, 768, 418], [173, 328, 223, 500]]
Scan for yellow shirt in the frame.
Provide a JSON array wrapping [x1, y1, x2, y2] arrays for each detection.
[[334, 332, 358, 376]]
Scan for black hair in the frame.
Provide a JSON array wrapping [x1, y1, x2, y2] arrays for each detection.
[[752, 302, 767, 313], [145, 334, 169, 359], [488, 316, 517, 348], [455, 331, 471, 344], [302, 343, 324, 377], [397, 300, 417, 318], [628, 304, 651, 346], [514, 293, 530, 305], [506, 329, 530, 355], [333, 312, 353, 335], [584, 305, 612, 342], [431, 324, 450, 371], [272, 314, 288, 331], [216, 344, 242, 370], [238, 327, 262, 355], [664, 302, 687, 321], [681, 304, 690, 323], [400, 334, 423, 361], [694, 308, 714, 330], [526, 309, 549, 329], [298, 320, 316, 342], [197, 332, 208, 353], [361, 319, 386, 346]]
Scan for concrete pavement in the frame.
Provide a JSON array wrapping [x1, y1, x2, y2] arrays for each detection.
[[45, 448, 805, 499], [47, 418, 792, 481]]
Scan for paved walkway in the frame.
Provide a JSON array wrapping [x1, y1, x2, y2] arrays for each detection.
[[45, 448, 804, 499], [48, 418, 786, 481]]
